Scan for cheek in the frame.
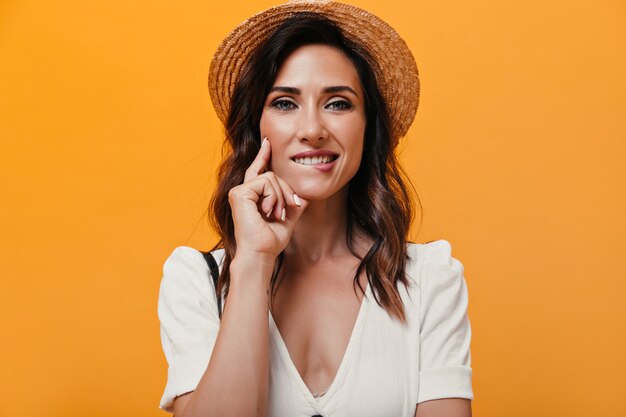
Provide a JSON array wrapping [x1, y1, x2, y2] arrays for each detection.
[[327, 110, 366, 139], [260, 112, 295, 140], [259, 112, 269, 135], [327, 118, 366, 169], [347, 142, 364, 178], [347, 134, 366, 181], [259, 112, 290, 171]]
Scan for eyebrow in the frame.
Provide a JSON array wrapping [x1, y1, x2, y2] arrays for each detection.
[[269, 85, 358, 97]]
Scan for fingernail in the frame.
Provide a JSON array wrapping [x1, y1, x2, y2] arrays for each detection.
[[281, 208, 286, 221], [261, 137, 268, 147], [293, 193, 301, 207], [266, 209, 272, 218]]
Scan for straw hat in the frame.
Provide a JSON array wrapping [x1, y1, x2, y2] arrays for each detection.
[[208, 0, 420, 144]]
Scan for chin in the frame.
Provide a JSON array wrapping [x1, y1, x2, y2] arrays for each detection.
[[291, 180, 346, 201], [295, 190, 332, 201], [292, 184, 328, 200]]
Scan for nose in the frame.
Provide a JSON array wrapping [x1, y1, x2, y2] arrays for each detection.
[[296, 105, 328, 143]]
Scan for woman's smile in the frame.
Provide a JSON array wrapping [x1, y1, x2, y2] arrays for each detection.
[[290, 150, 340, 171], [292, 156, 338, 172]]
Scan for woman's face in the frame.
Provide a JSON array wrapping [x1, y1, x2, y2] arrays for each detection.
[[259, 44, 366, 200]]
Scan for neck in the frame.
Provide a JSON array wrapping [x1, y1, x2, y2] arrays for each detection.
[[285, 186, 354, 264]]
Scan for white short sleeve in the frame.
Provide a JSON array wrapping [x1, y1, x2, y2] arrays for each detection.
[[157, 247, 224, 413], [417, 240, 473, 403]]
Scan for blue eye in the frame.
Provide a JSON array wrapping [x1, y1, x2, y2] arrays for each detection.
[[326, 100, 353, 110], [271, 99, 297, 111]]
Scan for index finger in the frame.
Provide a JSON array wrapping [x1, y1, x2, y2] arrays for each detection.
[[243, 137, 271, 183]]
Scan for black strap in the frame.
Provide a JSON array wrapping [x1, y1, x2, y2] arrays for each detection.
[[201, 251, 222, 320]]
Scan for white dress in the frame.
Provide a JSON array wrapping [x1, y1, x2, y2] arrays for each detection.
[[158, 239, 473, 416]]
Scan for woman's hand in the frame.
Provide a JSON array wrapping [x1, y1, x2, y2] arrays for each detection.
[[228, 137, 308, 259]]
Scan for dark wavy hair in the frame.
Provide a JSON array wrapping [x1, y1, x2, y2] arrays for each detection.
[[209, 13, 421, 322]]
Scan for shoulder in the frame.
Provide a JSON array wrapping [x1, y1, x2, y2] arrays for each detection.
[[406, 239, 461, 282], [163, 246, 226, 272], [407, 239, 469, 323], [163, 246, 204, 273], [158, 246, 226, 303], [407, 239, 454, 262], [404, 239, 468, 308], [162, 246, 226, 277]]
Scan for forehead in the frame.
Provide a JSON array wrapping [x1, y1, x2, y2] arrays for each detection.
[[273, 44, 361, 91]]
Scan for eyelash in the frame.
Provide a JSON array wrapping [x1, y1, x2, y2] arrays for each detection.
[[270, 99, 353, 111]]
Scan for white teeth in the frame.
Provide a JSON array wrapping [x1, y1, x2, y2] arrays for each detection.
[[293, 155, 335, 165]]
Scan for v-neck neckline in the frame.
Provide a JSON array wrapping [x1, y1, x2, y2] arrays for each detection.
[[268, 281, 371, 407]]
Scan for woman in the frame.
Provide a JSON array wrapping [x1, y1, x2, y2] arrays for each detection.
[[158, 2, 473, 416]]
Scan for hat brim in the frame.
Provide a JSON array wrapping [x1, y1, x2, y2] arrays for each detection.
[[208, 0, 419, 143]]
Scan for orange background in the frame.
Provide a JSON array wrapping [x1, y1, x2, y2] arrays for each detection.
[[1, 0, 624, 415]]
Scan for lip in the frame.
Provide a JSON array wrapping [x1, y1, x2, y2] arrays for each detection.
[[292, 157, 337, 172], [290, 150, 339, 159], [290, 149, 339, 173]]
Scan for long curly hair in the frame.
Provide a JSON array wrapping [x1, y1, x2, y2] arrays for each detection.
[[209, 13, 421, 322]]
